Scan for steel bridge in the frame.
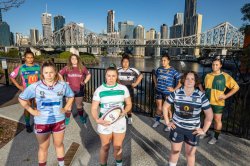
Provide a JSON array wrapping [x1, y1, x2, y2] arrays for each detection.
[[33, 22, 244, 50]]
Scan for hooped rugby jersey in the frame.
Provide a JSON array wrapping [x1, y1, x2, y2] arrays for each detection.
[[117, 67, 141, 86], [155, 66, 181, 95], [19, 80, 74, 124], [10, 64, 40, 88], [166, 88, 211, 130], [93, 83, 130, 115]]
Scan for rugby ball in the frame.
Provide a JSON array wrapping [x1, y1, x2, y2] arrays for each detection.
[[102, 107, 123, 124]]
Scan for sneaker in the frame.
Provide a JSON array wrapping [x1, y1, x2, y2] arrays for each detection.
[[152, 121, 160, 128], [80, 115, 88, 124], [128, 117, 132, 125], [208, 137, 217, 144], [26, 125, 33, 133], [200, 134, 206, 139], [65, 117, 70, 125], [164, 126, 170, 132]]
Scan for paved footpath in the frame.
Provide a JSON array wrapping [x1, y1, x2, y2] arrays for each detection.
[[0, 101, 250, 166]]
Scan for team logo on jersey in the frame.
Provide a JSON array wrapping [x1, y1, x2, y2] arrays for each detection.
[[40, 91, 45, 98], [184, 106, 190, 111], [57, 91, 63, 96]]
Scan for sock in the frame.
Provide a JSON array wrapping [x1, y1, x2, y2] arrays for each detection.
[[24, 114, 30, 126], [38, 162, 46, 166], [65, 111, 71, 118], [155, 115, 161, 122], [169, 162, 177, 166], [214, 130, 221, 140], [77, 109, 84, 117], [127, 114, 132, 118], [116, 159, 122, 166], [58, 157, 64, 166]]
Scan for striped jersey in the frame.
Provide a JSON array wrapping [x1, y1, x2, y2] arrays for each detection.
[[19, 80, 74, 124], [10, 64, 40, 88], [155, 66, 181, 95], [93, 83, 130, 115], [117, 67, 141, 86], [204, 72, 239, 107], [166, 88, 211, 130]]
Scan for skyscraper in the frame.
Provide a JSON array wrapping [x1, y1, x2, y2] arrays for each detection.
[[184, 0, 197, 36], [133, 25, 145, 56], [0, 9, 2, 23], [0, 22, 11, 46], [30, 29, 39, 45], [54, 15, 65, 32], [146, 28, 156, 40], [107, 10, 115, 33], [118, 21, 134, 39], [174, 13, 184, 25], [160, 24, 168, 39], [41, 12, 52, 39]]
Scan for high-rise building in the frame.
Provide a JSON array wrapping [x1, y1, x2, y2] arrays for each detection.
[[15, 33, 22, 46], [184, 0, 197, 36], [174, 13, 184, 25], [118, 21, 134, 39], [0, 9, 2, 23], [30, 29, 39, 45], [54, 15, 65, 32], [146, 28, 156, 40], [107, 10, 115, 33], [160, 24, 168, 39], [41, 12, 52, 39], [0, 22, 11, 46], [10, 32, 14, 45], [133, 25, 145, 56]]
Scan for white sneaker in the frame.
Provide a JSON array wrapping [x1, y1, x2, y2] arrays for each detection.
[[200, 134, 206, 139], [128, 117, 132, 125], [152, 121, 160, 128], [164, 127, 170, 132], [208, 137, 217, 144]]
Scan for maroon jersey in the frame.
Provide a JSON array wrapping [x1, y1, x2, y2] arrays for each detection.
[[59, 66, 90, 92]]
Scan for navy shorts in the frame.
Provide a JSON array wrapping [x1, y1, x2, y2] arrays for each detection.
[[169, 125, 200, 146], [155, 89, 168, 101], [74, 85, 84, 97]]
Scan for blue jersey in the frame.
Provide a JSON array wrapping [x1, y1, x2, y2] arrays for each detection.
[[19, 80, 74, 124], [166, 88, 211, 130], [155, 66, 181, 95]]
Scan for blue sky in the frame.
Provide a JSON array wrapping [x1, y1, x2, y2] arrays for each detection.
[[1, 0, 249, 35]]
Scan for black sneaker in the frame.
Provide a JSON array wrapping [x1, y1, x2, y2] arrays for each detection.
[[26, 125, 33, 133]]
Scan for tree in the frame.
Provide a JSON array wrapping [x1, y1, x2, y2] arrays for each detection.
[[0, 0, 25, 11], [241, 3, 250, 23]]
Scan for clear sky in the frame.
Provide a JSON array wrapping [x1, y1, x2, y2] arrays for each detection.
[[1, 0, 249, 35]]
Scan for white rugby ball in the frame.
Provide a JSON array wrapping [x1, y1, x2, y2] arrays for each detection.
[[102, 107, 122, 124]]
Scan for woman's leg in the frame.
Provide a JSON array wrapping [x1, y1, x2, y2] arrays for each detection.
[[36, 133, 51, 165], [52, 131, 65, 166], [185, 143, 197, 166], [113, 132, 126, 162], [153, 99, 163, 128], [65, 97, 74, 125], [99, 133, 112, 165], [169, 142, 183, 165], [75, 96, 87, 123]]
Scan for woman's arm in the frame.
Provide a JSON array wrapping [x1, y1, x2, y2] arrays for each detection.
[[132, 74, 143, 88], [18, 98, 40, 116], [61, 97, 74, 113], [83, 73, 91, 84], [123, 97, 132, 115], [91, 100, 110, 126]]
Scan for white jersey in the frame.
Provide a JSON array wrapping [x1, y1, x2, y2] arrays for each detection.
[[93, 83, 130, 115]]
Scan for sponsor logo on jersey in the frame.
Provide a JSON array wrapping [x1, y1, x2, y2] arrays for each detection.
[[28, 75, 38, 84], [40, 91, 45, 98]]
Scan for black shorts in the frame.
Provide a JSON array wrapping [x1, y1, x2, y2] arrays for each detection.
[[155, 89, 168, 101], [74, 85, 84, 97], [169, 125, 200, 146]]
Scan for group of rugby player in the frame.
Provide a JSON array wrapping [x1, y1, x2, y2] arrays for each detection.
[[12, 51, 239, 166]]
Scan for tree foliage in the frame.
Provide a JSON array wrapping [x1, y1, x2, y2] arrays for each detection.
[[0, 0, 25, 11], [241, 3, 250, 23]]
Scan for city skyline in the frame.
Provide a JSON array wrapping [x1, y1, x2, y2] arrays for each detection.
[[1, 0, 248, 36]]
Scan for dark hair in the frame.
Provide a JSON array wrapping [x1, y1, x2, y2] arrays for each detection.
[[121, 53, 130, 64], [180, 71, 200, 88], [67, 54, 84, 72], [41, 60, 59, 82], [212, 56, 223, 65], [161, 53, 170, 61], [105, 63, 119, 83], [24, 51, 34, 57]]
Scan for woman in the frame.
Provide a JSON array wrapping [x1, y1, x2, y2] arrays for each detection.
[[204, 58, 239, 144], [117, 53, 143, 124], [91, 64, 132, 166], [59, 54, 91, 125], [163, 71, 213, 166], [152, 53, 181, 131], [18, 61, 74, 166], [10, 50, 40, 133]]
